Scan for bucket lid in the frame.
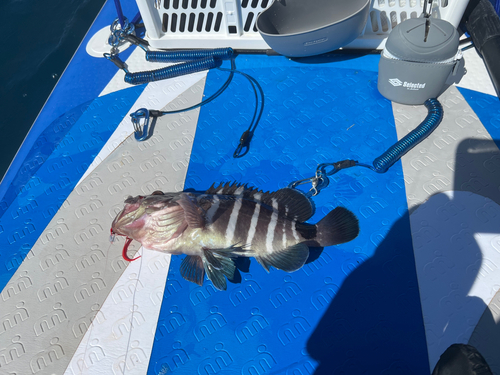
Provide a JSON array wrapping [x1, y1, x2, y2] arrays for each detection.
[[385, 18, 459, 62]]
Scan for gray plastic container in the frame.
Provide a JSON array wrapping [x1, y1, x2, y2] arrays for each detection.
[[256, 0, 370, 57], [378, 17, 464, 105]]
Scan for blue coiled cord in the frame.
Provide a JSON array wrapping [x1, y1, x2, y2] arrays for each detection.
[[290, 98, 444, 196], [370, 98, 443, 173], [145, 48, 234, 63], [326, 98, 443, 174], [124, 56, 223, 85], [106, 43, 234, 86]]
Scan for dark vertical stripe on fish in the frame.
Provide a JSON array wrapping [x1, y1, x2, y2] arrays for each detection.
[[208, 198, 231, 238], [228, 199, 250, 249]]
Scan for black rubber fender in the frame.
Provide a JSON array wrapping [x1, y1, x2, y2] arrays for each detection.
[[462, 0, 500, 99]]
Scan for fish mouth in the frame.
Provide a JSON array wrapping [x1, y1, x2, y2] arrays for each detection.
[[110, 192, 175, 238], [110, 213, 127, 237], [111, 198, 144, 235]]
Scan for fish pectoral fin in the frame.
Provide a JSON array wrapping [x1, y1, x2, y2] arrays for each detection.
[[256, 243, 309, 273], [180, 255, 205, 286], [211, 244, 248, 257], [178, 193, 205, 229], [202, 247, 238, 291]]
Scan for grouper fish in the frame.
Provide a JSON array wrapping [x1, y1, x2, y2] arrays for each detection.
[[110, 182, 359, 290]]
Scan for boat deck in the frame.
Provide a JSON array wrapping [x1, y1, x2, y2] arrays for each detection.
[[1, 1, 500, 374]]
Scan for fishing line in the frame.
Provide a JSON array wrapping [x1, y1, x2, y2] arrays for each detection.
[[122, 246, 145, 375], [76, 240, 114, 375], [109, 230, 145, 374], [74, 236, 143, 375]]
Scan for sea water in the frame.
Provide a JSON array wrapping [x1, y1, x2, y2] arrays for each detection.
[[0, 0, 106, 180]]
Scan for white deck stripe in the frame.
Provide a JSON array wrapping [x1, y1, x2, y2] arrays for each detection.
[[78, 48, 206, 184], [60, 52, 207, 374], [64, 249, 171, 375], [395, 87, 500, 372]]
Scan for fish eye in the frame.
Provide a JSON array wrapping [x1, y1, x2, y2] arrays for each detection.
[[152, 191, 164, 195]]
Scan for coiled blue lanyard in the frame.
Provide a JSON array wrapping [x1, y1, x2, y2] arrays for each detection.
[[289, 98, 444, 197], [104, 32, 235, 85]]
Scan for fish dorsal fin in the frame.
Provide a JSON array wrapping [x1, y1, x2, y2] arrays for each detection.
[[263, 188, 315, 222], [206, 182, 314, 222], [206, 182, 265, 200], [206, 181, 249, 196]]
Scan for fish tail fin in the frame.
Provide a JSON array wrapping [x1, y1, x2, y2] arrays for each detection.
[[256, 243, 309, 273], [315, 207, 359, 247], [179, 246, 241, 291]]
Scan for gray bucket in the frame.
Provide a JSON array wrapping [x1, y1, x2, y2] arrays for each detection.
[[256, 0, 370, 57], [378, 17, 465, 105]]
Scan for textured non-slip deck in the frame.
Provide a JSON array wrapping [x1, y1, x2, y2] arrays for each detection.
[[1, 2, 500, 373]]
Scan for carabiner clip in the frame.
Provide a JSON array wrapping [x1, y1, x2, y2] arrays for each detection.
[[233, 130, 252, 158], [287, 159, 358, 197], [109, 17, 135, 47], [310, 171, 330, 196], [130, 108, 151, 141], [287, 172, 329, 197]]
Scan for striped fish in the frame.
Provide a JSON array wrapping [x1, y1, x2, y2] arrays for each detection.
[[111, 182, 359, 290]]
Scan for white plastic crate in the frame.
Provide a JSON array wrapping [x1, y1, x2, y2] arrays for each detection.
[[137, 0, 470, 50]]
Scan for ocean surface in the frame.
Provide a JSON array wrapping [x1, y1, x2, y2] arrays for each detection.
[[0, 0, 107, 181]]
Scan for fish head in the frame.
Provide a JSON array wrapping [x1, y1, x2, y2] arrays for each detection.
[[111, 191, 180, 239], [111, 195, 147, 238]]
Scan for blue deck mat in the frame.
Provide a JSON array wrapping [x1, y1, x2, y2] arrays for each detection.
[[148, 62, 429, 374], [0, 85, 144, 290]]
